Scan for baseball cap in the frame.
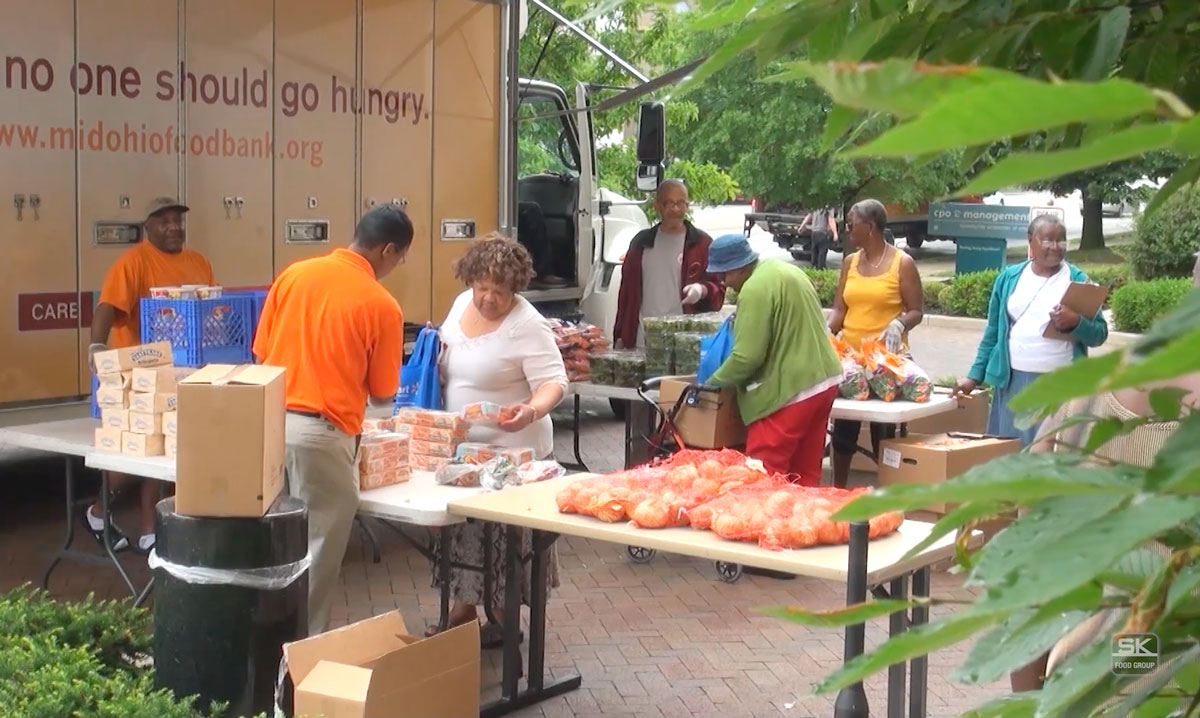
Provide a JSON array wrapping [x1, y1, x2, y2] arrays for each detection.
[[707, 233, 760, 274], [145, 196, 189, 221]]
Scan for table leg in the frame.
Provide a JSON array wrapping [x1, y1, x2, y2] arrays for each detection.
[[888, 575, 908, 718], [909, 567, 930, 718], [41, 457, 77, 590], [355, 516, 382, 564], [570, 395, 590, 472], [133, 577, 155, 608], [480, 526, 581, 718], [834, 521, 870, 718], [437, 525, 454, 631], [625, 401, 653, 469], [100, 471, 137, 597], [483, 522, 500, 626]]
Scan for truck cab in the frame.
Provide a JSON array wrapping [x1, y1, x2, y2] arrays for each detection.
[[515, 80, 652, 336]]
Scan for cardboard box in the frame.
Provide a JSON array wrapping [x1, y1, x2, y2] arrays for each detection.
[[848, 390, 991, 473], [122, 431, 165, 456], [97, 371, 132, 389], [132, 366, 181, 393], [176, 364, 286, 517], [94, 427, 123, 453], [658, 376, 746, 449], [878, 433, 1020, 512], [93, 341, 172, 374], [285, 611, 480, 718], [100, 408, 129, 431], [129, 392, 176, 414], [128, 411, 162, 435], [164, 435, 177, 459], [162, 411, 178, 437], [96, 386, 130, 408]]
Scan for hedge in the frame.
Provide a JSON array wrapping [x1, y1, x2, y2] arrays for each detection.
[[801, 267, 839, 307], [1110, 279, 1193, 333], [0, 586, 266, 718], [1129, 181, 1200, 279], [938, 270, 999, 318]]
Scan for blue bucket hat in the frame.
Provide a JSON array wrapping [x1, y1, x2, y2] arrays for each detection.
[[707, 233, 759, 274]]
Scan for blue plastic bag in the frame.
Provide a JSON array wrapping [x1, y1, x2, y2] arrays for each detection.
[[697, 315, 734, 385], [394, 327, 444, 411]]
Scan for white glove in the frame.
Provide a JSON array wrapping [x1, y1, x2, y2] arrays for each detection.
[[682, 283, 707, 306], [88, 343, 107, 374], [880, 319, 906, 353]]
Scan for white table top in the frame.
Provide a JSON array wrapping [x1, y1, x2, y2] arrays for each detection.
[[357, 471, 488, 527], [830, 393, 957, 424], [449, 475, 958, 585], [0, 417, 100, 458], [567, 382, 655, 402], [86, 450, 175, 481]]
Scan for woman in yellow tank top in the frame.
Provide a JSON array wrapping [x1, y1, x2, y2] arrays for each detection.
[[828, 199, 925, 487]]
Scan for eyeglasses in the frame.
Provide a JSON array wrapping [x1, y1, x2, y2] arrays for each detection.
[[659, 200, 688, 210], [1037, 237, 1069, 247]]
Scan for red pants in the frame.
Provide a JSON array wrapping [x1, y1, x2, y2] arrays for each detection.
[[745, 386, 836, 486]]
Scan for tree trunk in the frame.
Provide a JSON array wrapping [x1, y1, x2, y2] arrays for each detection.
[[1079, 192, 1106, 251]]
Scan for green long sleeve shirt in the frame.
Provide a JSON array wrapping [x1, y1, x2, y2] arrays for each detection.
[[709, 259, 842, 424]]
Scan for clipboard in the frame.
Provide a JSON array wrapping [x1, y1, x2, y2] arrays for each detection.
[[1044, 281, 1108, 341]]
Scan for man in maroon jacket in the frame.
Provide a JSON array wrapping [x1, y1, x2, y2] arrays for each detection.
[[613, 179, 725, 348]]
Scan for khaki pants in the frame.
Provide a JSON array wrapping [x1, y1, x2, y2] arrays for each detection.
[[284, 414, 359, 636]]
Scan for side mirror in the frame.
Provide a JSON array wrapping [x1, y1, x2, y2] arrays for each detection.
[[636, 102, 666, 191], [636, 102, 666, 164]]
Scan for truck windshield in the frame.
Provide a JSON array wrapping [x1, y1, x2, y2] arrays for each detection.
[[517, 95, 580, 176]]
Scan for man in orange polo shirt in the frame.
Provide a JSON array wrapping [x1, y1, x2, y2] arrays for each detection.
[[88, 197, 215, 554], [253, 204, 411, 635]]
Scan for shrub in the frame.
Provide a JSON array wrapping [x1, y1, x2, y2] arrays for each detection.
[[1110, 278, 1193, 333], [802, 267, 839, 307], [922, 280, 947, 313], [1075, 263, 1131, 293], [0, 586, 265, 718], [938, 269, 998, 318], [1128, 181, 1200, 279]]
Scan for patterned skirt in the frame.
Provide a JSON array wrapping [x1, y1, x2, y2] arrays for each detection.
[[431, 519, 561, 609]]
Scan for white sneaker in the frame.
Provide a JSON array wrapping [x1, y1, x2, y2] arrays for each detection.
[[84, 506, 130, 552], [137, 534, 156, 554]]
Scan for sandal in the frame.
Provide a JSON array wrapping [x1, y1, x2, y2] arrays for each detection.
[[479, 621, 524, 650]]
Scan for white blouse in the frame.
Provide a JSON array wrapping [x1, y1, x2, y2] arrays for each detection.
[[1007, 263, 1074, 374], [439, 290, 568, 460]]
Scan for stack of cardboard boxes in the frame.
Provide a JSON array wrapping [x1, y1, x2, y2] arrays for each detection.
[[93, 342, 191, 458], [394, 408, 469, 472]]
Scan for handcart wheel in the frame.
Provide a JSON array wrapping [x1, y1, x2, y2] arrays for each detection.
[[626, 545, 657, 564], [715, 561, 743, 583]]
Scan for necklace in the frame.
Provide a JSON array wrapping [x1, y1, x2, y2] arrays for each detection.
[[863, 245, 889, 271]]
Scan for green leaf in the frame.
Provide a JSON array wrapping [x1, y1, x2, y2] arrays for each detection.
[[1165, 563, 1200, 618], [765, 59, 1011, 119], [1131, 287, 1200, 355], [1006, 351, 1124, 414], [955, 605, 1093, 685], [844, 78, 1160, 158], [964, 695, 1039, 718], [900, 501, 1010, 562], [821, 105, 860, 151], [976, 497, 1200, 614], [1174, 114, 1200, 154], [1151, 414, 1200, 493], [806, 5, 852, 62], [1036, 624, 1122, 717], [1110, 328, 1200, 406], [834, 453, 1139, 521], [757, 598, 923, 628], [1149, 388, 1189, 421], [1084, 417, 1149, 454], [814, 609, 1006, 694], [970, 495, 1127, 588], [1141, 159, 1200, 220], [955, 123, 1178, 197], [1078, 6, 1131, 81], [835, 16, 892, 62]]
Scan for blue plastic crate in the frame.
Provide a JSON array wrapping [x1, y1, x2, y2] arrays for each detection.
[[226, 290, 269, 342], [140, 296, 255, 367]]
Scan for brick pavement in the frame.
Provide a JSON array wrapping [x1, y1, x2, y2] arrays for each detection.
[[0, 402, 1009, 717]]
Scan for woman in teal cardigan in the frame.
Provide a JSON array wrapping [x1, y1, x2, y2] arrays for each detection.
[[953, 215, 1108, 447]]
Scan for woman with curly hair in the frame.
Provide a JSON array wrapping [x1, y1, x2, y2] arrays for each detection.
[[427, 233, 568, 646]]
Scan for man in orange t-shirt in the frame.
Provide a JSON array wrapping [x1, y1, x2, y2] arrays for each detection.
[[88, 197, 215, 555], [253, 204, 411, 635]]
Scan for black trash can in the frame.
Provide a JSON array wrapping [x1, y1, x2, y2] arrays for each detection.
[[152, 495, 308, 718]]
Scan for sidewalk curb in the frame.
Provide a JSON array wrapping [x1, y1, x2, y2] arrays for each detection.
[[819, 308, 1141, 347]]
